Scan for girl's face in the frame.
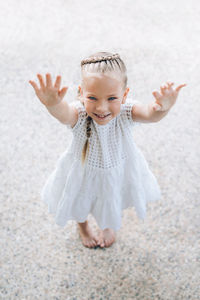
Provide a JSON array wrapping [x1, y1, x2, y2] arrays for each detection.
[[79, 73, 130, 125]]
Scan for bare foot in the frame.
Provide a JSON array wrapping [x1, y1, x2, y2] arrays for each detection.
[[77, 220, 99, 248], [97, 228, 116, 248]]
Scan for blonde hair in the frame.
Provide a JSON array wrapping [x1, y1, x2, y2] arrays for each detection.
[[79, 51, 128, 165]]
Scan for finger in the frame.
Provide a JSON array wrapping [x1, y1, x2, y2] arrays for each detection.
[[163, 83, 168, 88], [164, 83, 173, 93], [160, 84, 168, 95], [58, 87, 68, 100], [175, 83, 187, 92], [152, 90, 162, 100], [166, 80, 174, 86], [165, 82, 175, 91], [46, 73, 53, 88], [37, 74, 45, 90], [29, 80, 39, 92], [166, 81, 172, 89], [54, 75, 61, 89]]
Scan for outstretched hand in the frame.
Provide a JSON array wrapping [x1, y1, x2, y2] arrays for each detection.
[[152, 81, 186, 112], [29, 73, 68, 107]]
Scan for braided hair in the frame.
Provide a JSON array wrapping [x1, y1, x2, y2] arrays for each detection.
[[81, 115, 92, 164], [79, 51, 128, 165]]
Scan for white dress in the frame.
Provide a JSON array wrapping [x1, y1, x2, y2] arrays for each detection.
[[41, 99, 162, 231]]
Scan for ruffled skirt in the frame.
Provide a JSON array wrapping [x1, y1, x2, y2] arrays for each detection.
[[41, 143, 162, 231]]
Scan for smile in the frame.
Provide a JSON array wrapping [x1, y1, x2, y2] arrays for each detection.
[[93, 113, 111, 119]]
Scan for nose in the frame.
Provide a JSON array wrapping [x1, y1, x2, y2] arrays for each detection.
[[95, 102, 108, 113]]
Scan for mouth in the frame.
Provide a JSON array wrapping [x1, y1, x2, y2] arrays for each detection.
[[93, 113, 111, 120]]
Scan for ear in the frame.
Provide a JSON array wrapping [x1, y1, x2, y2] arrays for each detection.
[[78, 85, 84, 104], [122, 87, 130, 104], [78, 85, 82, 95]]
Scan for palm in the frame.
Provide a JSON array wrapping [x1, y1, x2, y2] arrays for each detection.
[[29, 73, 68, 107], [37, 87, 60, 106], [152, 81, 186, 111]]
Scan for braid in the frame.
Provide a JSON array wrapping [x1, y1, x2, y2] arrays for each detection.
[[80, 51, 128, 90], [81, 53, 120, 66], [81, 115, 92, 165]]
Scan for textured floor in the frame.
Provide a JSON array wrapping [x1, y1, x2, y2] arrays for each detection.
[[0, 0, 200, 299]]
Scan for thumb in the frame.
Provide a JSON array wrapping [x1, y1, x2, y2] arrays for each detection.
[[152, 103, 162, 111], [58, 87, 68, 100]]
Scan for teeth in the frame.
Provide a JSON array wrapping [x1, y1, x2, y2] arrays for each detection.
[[96, 114, 109, 117]]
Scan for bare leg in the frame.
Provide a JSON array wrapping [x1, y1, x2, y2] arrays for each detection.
[[77, 220, 99, 248]]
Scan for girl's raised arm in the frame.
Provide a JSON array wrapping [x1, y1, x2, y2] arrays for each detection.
[[131, 81, 186, 123], [29, 73, 78, 126]]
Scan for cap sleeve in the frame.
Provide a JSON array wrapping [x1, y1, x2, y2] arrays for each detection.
[[120, 100, 141, 127], [66, 101, 87, 131]]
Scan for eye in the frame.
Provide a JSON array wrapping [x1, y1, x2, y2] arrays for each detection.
[[88, 97, 96, 100], [108, 97, 117, 100]]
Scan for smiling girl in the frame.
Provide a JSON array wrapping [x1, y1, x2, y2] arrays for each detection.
[[29, 51, 186, 249]]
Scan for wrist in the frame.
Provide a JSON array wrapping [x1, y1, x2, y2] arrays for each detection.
[[45, 100, 64, 109], [148, 102, 169, 122], [45, 100, 67, 114], [45, 100, 70, 123]]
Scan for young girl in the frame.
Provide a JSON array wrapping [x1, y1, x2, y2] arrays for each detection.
[[29, 52, 186, 249]]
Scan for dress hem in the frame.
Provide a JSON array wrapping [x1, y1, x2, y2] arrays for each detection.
[[42, 196, 161, 232]]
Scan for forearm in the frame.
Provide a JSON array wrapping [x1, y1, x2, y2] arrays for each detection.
[[45, 100, 70, 123], [132, 101, 170, 123]]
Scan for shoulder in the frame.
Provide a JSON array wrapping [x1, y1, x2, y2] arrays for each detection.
[[119, 98, 141, 127], [121, 98, 141, 109], [66, 101, 87, 130]]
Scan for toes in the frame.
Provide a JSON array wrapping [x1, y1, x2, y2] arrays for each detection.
[[104, 238, 115, 247], [87, 241, 93, 248], [104, 239, 109, 247], [94, 237, 99, 244], [82, 240, 92, 248], [88, 242, 93, 248], [98, 239, 105, 247], [85, 241, 90, 248], [86, 239, 98, 248], [84, 242, 89, 248], [96, 232, 105, 247], [97, 240, 104, 247], [92, 239, 97, 247]]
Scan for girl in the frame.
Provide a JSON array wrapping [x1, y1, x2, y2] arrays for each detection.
[[29, 52, 186, 249]]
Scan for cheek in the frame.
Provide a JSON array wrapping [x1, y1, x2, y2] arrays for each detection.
[[84, 101, 94, 112], [111, 102, 121, 113]]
